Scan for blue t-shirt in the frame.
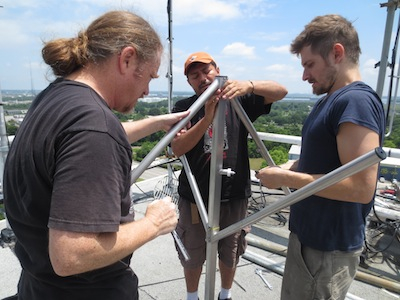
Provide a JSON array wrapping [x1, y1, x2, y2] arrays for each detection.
[[289, 81, 385, 251]]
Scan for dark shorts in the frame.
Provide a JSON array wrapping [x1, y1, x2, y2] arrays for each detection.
[[175, 197, 250, 269], [17, 268, 139, 300]]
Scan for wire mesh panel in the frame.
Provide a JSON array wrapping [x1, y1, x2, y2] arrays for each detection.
[[153, 175, 179, 205], [153, 174, 190, 261]]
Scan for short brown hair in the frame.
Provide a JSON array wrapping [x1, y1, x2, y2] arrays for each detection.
[[290, 14, 361, 65]]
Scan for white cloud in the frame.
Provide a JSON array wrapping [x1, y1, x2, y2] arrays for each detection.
[[222, 42, 255, 59], [236, 0, 276, 18], [266, 45, 290, 54], [361, 58, 380, 91], [263, 63, 305, 91], [85, 0, 244, 26], [266, 64, 287, 72], [0, 20, 31, 48], [109, 0, 276, 26], [362, 58, 380, 75]]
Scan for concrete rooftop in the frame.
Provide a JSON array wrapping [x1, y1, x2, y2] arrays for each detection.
[[1, 167, 400, 300]]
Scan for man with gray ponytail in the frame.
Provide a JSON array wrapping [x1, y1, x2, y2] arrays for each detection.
[[4, 10, 188, 300]]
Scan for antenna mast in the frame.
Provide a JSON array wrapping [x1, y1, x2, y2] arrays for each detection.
[[30, 62, 36, 97], [167, 0, 173, 113]]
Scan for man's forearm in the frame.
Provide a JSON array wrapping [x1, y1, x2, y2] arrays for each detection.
[[171, 117, 210, 157]]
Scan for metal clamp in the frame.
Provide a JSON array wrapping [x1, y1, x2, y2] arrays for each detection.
[[219, 168, 236, 177]]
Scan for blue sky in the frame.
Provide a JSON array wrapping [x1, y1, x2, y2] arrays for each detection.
[[0, 0, 393, 95]]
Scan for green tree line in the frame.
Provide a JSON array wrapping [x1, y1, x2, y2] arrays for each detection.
[[4, 98, 400, 167]]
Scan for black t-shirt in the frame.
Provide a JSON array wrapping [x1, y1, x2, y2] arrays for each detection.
[[172, 93, 271, 204], [4, 79, 136, 299]]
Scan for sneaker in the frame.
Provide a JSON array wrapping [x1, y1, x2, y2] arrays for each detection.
[[218, 293, 232, 300]]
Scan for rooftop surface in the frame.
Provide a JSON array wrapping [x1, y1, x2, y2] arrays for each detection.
[[1, 167, 400, 300]]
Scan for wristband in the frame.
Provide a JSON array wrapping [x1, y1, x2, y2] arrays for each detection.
[[249, 80, 254, 94]]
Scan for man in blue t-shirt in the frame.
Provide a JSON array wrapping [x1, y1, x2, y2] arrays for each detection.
[[256, 15, 385, 300]]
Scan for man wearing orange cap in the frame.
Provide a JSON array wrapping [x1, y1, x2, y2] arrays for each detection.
[[171, 52, 287, 300]]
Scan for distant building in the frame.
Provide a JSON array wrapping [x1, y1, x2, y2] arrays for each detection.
[[288, 144, 301, 160], [379, 157, 400, 182], [5, 109, 28, 115]]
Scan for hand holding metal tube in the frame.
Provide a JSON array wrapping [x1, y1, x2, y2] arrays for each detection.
[[255, 166, 287, 189], [218, 80, 253, 100], [144, 197, 178, 237]]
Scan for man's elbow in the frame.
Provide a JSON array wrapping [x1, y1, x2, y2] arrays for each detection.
[[264, 89, 288, 104], [50, 254, 77, 277], [172, 149, 184, 157], [49, 243, 84, 277], [171, 143, 184, 157], [349, 188, 376, 204], [278, 88, 288, 100]]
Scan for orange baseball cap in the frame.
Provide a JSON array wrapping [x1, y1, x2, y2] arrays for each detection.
[[184, 52, 215, 75]]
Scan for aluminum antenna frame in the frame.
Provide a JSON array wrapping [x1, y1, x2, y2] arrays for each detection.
[[130, 76, 227, 184], [201, 102, 386, 299], [129, 75, 386, 300]]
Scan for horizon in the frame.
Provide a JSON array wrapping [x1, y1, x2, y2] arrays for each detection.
[[1, 89, 393, 105], [0, 89, 316, 96]]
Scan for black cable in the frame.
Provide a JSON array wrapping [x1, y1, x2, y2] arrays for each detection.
[[132, 183, 153, 200], [364, 203, 400, 254]]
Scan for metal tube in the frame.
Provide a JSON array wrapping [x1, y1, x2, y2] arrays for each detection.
[[130, 76, 226, 184], [231, 98, 291, 195], [376, 1, 397, 99], [166, 0, 175, 196], [385, 11, 400, 137], [212, 147, 386, 242], [207, 101, 226, 238], [0, 104, 9, 192], [204, 99, 227, 300], [255, 132, 301, 145], [180, 155, 209, 230], [167, 0, 173, 113], [171, 230, 190, 261], [231, 98, 275, 166], [243, 250, 284, 275]]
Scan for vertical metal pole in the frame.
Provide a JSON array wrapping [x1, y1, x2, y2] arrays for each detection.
[[204, 98, 227, 300], [166, 0, 174, 197], [167, 0, 173, 114], [0, 85, 8, 194], [376, 1, 398, 98]]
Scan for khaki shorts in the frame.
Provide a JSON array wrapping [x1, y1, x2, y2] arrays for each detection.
[[175, 197, 250, 269], [281, 232, 362, 300]]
